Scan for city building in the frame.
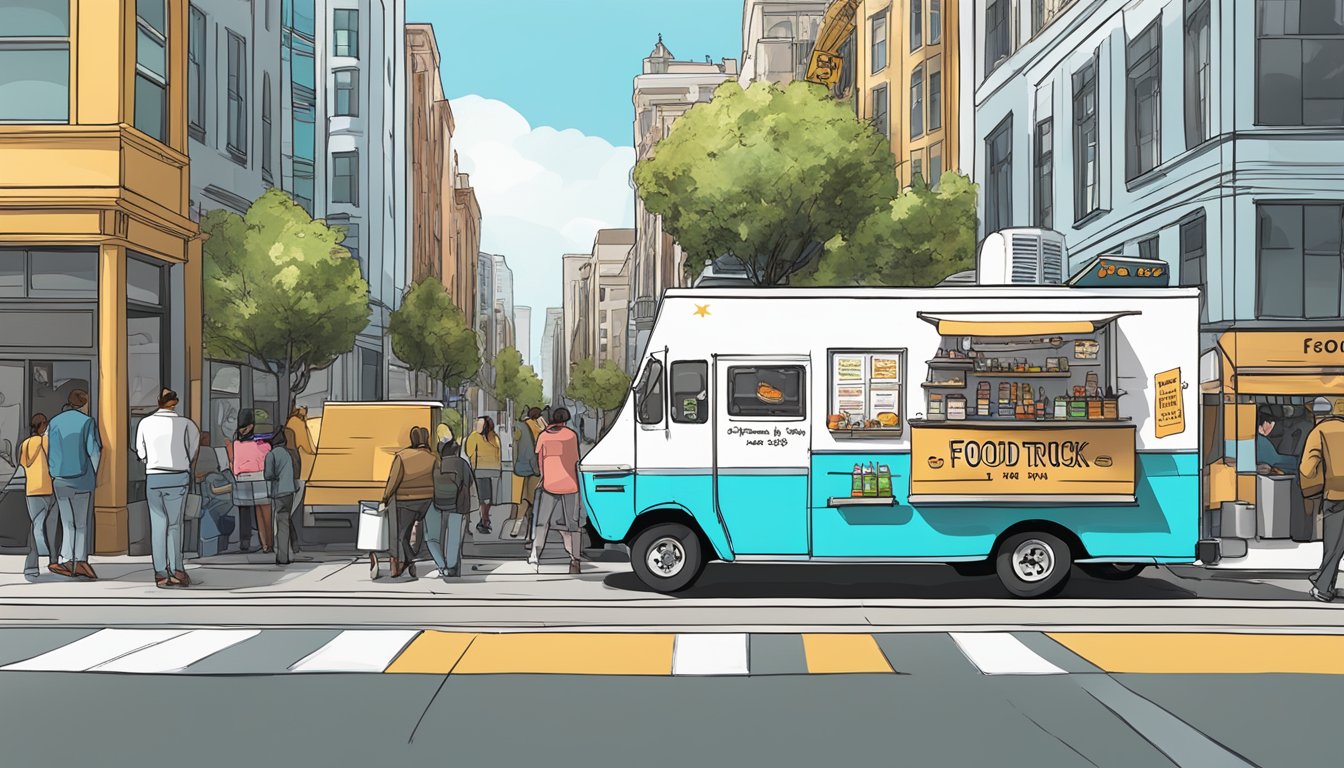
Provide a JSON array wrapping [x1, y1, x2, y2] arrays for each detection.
[[739, 0, 829, 85], [473, 252, 498, 420], [318, 0, 406, 403], [853, 0, 962, 187], [966, 0, 1344, 554], [590, 230, 635, 372], [561, 252, 592, 396], [515, 305, 533, 368], [493, 254, 515, 356], [281, 0, 322, 216], [450, 164, 481, 321], [630, 37, 738, 371], [0, 0, 201, 554], [540, 306, 563, 403], [405, 24, 454, 287]]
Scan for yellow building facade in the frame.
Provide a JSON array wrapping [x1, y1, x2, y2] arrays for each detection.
[[0, 1, 201, 554], [852, 0, 961, 187]]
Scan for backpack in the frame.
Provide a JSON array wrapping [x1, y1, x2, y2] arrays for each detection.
[[433, 455, 472, 512]]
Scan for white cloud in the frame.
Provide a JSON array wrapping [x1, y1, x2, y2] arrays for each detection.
[[448, 96, 635, 368]]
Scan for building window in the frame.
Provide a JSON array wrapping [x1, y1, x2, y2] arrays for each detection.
[[334, 69, 358, 117], [134, 0, 169, 143], [1257, 0, 1344, 125], [670, 361, 709, 424], [929, 142, 943, 187], [226, 31, 247, 159], [333, 8, 359, 58], [1138, 235, 1160, 261], [910, 66, 925, 138], [1033, 0, 1077, 36], [871, 11, 888, 73], [1034, 118, 1054, 229], [871, 85, 889, 139], [930, 0, 942, 44], [0, 0, 71, 122], [262, 75, 273, 180], [928, 62, 942, 131], [1180, 211, 1208, 321], [1126, 21, 1162, 180], [1258, 203, 1344, 320], [985, 114, 1014, 235], [635, 358, 665, 425], [986, 0, 1013, 73], [910, 153, 924, 186], [1073, 56, 1100, 220], [332, 150, 358, 205], [911, 0, 922, 51], [1185, 0, 1212, 148], [188, 6, 205, 139]]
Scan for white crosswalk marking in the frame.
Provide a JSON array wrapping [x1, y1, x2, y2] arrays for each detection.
[[2, 629, 186, 672], [950, 632, 1067, 676], [93, 629, 261, 674], [673, 633, 749, 676], [288, 630, 420, 673]]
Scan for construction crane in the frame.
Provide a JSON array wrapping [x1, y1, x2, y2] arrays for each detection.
[[805, 0, 861, 88]]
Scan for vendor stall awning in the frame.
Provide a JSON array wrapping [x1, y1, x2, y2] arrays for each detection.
[[1232, 373, 1344, 396], [917, 311, 1138, 337]]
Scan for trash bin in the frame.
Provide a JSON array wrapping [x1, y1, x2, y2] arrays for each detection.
[[1256, 475, 1299, 540], [1221, 501, 1256, 539]]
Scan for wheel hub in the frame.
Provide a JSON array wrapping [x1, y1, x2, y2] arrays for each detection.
[[646, 537, 686, 578], [1013, 539, 1055, 583]]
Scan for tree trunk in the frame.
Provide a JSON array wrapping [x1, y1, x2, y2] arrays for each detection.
[[278, 360, 293, 424]]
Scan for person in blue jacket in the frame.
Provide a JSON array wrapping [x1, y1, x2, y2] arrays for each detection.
[[45, 389, 102, 580], [1257, 408, 1299, 474]]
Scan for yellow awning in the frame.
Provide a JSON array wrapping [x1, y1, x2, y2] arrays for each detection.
[[1232, 373, 1344, 396], [917, 311, 1137, 337]]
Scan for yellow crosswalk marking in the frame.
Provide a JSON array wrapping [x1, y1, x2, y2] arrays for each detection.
[[384, 632, 477, 674], [1049, 633, 1344, 675], [802, 634, 893, 674], [450, 633, 675, 675]]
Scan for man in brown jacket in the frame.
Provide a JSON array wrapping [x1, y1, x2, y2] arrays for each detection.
[[382, 427, 436, 579], [1303, 398, 1344, 601]]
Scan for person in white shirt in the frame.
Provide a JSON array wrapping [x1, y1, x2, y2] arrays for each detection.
[[135, 389, 201, 588]]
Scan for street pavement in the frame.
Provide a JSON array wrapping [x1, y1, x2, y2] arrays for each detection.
[[0, 627, 1340, 766]]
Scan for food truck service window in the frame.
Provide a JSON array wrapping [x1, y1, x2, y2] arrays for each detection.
[[635, 358, 665, 425], [827, 350, 905, 436], [727, 366, 805, 419], [671, 361, 709, 424]]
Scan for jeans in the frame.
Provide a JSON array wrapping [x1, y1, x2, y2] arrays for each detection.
[[24, 495, 55, 573], [424, 505, 466, 575], [147, 472, 191, 575], [394, 499, 430, 564], [272, 494, 294, 565], [1312, 500, 1344, 593], [53, 484, 92, 564]]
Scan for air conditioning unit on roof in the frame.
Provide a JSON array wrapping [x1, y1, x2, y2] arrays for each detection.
[[977, 228, 1067, 286]]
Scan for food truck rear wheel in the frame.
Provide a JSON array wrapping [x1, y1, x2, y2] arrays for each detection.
[[995, 532, 1072, 598], [630, 523, 705, 593], [1079, 563, 1147, 581]]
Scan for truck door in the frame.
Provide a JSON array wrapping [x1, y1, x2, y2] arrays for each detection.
[[633, 353, 714, 524], [713, 356, 810, 555]]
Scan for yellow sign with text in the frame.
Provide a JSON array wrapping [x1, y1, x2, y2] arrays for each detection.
[[910, 425, 1137, 497], [1154, 368, 1185, 438]]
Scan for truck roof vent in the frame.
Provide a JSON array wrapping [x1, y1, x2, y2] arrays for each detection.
[[977, 228, 1069, 286]]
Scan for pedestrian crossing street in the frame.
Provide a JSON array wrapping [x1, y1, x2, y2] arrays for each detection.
[[4, 628, 1344, 677]]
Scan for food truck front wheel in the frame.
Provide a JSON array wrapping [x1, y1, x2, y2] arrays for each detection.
[[630, 522, 707, 594], [995, 531, 1073, 599]]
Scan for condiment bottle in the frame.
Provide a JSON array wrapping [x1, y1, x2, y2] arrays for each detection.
[[862, 464, 878, 497], [877, 465, 892, 497], [851, 465, 863, 497]]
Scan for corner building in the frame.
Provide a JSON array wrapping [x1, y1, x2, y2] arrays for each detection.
[[0, 0, 201, 554]]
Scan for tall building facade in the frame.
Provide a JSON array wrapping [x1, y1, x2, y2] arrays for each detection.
[[854, 0, 962, 187], [493, 254, 515, 357], [561, 252, 591, 398], [540, 307, 564, 404], [739, 0, 828, 85], [590, 230, 634, 372], [0, 0, 201, 554], [472, 252, 497, 419], [967, 0, 1344, 550], [281, 0, 322, 216], [450, 164, 482, 321], [514, 305, 532, 368], [405, 24, 453, 286], [318, 0, 405, 403], [630, 38, 738, 372]]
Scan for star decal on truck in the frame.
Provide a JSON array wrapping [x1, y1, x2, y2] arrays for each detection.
[[693, 304, 711, 317]]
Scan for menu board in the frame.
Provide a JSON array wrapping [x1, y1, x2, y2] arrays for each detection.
[[836, 356, 865, 382], [836, 385, 866, 414], [872, 357, 900, 381], [830, 351, 905, 432]]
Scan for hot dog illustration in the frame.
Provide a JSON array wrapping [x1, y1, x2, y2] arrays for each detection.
[[927, 456, 945, 469]]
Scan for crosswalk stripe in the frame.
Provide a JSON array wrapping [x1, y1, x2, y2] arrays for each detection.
[[94, 630, 262, 674], [673, 633, 749, 676], [951, 632, 1067, 676], [451, 633, 675, 675], [384, 632, 477, 675], [2, 629, 185, 672], [289, 630, 421, 673], [801, 634, 894, 674], [1048, 633, 1344, 674]]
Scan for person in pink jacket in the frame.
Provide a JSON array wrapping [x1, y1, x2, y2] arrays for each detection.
[[227, 411, 272, 554], [528, 407, 584, 574]]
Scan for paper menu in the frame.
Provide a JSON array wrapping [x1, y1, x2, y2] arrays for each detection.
[[836, 356, 865, 382], [871, 357, 900, 382], [869, 385, 900, 414], [835, 385, 866, 414]]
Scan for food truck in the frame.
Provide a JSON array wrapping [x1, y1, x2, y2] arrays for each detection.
[[580, 276, 1200, 597]]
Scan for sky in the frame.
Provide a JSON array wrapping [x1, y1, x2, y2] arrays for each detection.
[[405, 0, 743, 367]]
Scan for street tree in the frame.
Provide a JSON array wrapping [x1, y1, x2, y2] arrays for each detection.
[[801, 172, 980, 287], [633, 79, 898, 285], [566, 358, 631, 431], [202, 189, 370, 415], [389, 278, 482, 398], [492, 346, 546, 414]]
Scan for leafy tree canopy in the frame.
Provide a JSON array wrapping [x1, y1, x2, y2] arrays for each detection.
[[493, 346, 546, 412], [633, 80, 898, 286], [801, 172, 980, 287], [389, 278, 481, 393], [202, 189, 370, 413], [567, 359, 631, 415]]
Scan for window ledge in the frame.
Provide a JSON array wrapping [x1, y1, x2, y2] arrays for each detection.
[[1125, 165, 1167, 192], [226, 147, 248, 167], [188, 125, 205, 144], [1073, 207, 1109, 228]]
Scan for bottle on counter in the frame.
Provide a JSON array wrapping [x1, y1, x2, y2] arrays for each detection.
[[851, 465, 864, 498], [877, 464, 893, 497], [862, 464, 878, 497]]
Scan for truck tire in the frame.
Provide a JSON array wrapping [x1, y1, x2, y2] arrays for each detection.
[[1080, 563, 1147, 581], [630, 522, 705, 593], [995, 531, 1071, 598]]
